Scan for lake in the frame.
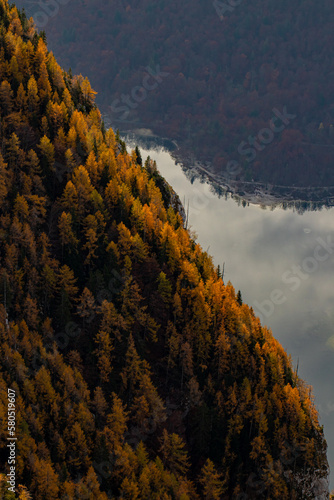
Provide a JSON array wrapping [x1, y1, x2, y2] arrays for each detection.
[[124, 136, 334, 491]]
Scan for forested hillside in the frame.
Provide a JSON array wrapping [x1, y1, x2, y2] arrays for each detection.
[[0, 2, 329, 498], [15, 0, 334, 188]]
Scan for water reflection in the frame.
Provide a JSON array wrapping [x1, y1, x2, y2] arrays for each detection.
[[125, 138, 334, 489]]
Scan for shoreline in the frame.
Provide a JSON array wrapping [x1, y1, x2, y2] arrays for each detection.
[[120, 129, 334, 209]]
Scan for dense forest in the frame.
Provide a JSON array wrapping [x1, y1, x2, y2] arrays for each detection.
[[0, 1, 330, 498], [15, 0, 334, 189]]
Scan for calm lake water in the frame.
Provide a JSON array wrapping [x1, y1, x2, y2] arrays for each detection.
[[125, 138, 334, 490]]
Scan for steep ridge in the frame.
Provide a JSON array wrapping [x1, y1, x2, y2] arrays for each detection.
[[0, 2, 329, 498]]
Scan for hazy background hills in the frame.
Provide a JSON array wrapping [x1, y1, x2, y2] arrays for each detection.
[[17, 0, 334, 187]]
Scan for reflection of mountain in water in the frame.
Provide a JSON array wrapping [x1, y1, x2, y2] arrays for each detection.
[[122, 132, 334, 214], [180, 163, 334, 214]]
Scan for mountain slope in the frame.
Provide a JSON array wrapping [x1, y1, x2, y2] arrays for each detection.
[[0, 2, 329, 498]]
